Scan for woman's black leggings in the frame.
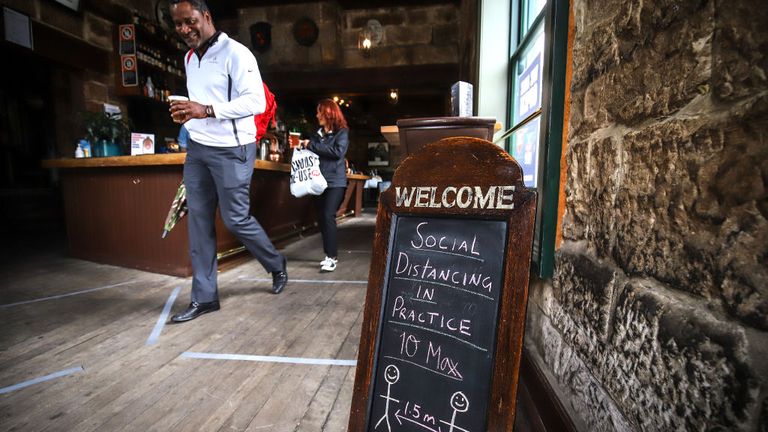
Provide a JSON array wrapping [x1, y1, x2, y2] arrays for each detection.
[[314, 187, 346, 258]]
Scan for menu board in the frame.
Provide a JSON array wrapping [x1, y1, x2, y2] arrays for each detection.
[[366, 215, 507, 432], [348, 136, 537, 432]]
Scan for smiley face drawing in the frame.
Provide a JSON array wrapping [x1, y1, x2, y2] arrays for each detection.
[[375, 365, 401, 431], [450, 391, 469, 412], [441, 391, 470, 432], [384, 364, 400, 385]]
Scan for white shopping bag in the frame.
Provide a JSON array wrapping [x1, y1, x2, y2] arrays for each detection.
[[290, 148, 327, 197]]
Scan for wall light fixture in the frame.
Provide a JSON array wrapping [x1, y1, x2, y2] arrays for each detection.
[[358, 19, 383, 57]]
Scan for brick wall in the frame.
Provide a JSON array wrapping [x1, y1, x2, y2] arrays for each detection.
[[525, 0, 768, 430]]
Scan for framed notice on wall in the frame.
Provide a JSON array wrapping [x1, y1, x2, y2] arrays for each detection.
[[3, 7, 33, 49], [51, 0, 81, 12]]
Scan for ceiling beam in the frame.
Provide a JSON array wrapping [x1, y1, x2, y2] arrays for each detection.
[[262, 63, 459, 97]]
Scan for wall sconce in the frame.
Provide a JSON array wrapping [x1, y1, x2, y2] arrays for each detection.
[[388, 88, 399, 105], [358, 19, 383, 57]]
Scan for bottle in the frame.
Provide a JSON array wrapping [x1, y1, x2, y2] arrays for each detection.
[[145, 76, 155, 99], [79, 139, 91, 158], [75, 143, 84, 158]]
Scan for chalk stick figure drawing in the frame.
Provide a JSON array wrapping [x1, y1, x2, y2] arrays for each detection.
[[439, 391, 469, 432], [375, 364, 401, 431]]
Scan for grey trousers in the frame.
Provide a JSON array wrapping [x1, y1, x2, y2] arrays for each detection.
[[184, 139, 285, 303]]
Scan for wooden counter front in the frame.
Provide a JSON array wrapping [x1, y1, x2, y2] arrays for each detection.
[[44, 155, 368, 277]]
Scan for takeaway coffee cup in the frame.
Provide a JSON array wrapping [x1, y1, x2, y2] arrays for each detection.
[[168, 95, 189, 123]]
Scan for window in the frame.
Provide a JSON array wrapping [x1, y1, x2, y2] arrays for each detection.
[[505, 0, 569, 277], [510, 26, 544, 187]]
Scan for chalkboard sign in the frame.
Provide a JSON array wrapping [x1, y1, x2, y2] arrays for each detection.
[[368, 216, 507, 431], [349, 137, 537, 431]]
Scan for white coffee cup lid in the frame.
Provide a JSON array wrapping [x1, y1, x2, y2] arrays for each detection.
[[168, 95, 189, 102]]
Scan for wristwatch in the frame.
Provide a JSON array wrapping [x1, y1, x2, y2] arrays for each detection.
[[205, 105, 214, 117]]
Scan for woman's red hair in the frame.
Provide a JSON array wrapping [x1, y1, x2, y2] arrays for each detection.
[[317, 99, 348, 132]]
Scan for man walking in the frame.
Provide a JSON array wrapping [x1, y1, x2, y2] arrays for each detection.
[[168, 0, 287, 323]]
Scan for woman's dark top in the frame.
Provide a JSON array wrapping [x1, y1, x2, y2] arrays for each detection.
[[308, 127, 349, 188]]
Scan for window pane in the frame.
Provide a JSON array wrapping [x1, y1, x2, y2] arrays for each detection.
[[512, 26, 544, 124], [510, 116, 540, 187], [521, 0, 547, 37]]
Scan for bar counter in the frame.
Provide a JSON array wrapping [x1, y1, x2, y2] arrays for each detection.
[[43, 154, 368, 277]]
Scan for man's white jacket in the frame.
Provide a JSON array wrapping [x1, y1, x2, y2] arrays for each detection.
[[184, 32, 265, 147]]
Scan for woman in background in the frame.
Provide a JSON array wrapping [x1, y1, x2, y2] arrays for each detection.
[[301, 99, 349, 272]]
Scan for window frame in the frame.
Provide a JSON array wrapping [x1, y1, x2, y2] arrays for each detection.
[[505, 0, 569, 278]]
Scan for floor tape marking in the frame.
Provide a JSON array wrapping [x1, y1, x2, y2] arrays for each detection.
[[239, 277, 366, 285], [0, 366, 84, 395], [1, 281, 136, 309], [181, 351, 356, 366], [146, 285, 182, 346]]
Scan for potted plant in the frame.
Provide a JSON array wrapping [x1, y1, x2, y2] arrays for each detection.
[[81, 111, 132, 157]]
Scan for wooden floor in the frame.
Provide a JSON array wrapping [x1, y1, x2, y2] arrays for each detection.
[[0, 214, 376, 432]]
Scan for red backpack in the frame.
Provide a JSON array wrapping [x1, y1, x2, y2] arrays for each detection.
[[255, 83, 276, 140]]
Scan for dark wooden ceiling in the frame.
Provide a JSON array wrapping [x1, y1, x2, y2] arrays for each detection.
[[210, 0, 460, 19], [262, 64, 458, 97], [225, 0, 458, 8]]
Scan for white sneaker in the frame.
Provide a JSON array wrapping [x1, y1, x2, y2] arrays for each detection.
[[321, 257, 338, 272], [320, 256, 333, 267]]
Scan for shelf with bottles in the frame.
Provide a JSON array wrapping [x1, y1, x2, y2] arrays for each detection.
[[115, 13, 187, 98], [136, 74, 186, 104], [135, 43, 185, 78], [131, 11, 187, 55], [135, 54, 185, 82]]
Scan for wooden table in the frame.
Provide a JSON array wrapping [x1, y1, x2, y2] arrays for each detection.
[[43, 154, 368, 276]]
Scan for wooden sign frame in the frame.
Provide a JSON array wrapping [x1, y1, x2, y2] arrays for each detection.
[[348, 137, 537, 431]]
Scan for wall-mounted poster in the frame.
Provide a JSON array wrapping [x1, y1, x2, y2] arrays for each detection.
[[511, 117, 540, 187], [516, 53, 541, 123], [3, 7, 33, 49], [368, 142, 389, 167]]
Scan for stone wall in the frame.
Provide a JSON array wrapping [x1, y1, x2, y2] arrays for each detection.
[[236, 2, 459, 71], [525, 0, 768, 430]]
